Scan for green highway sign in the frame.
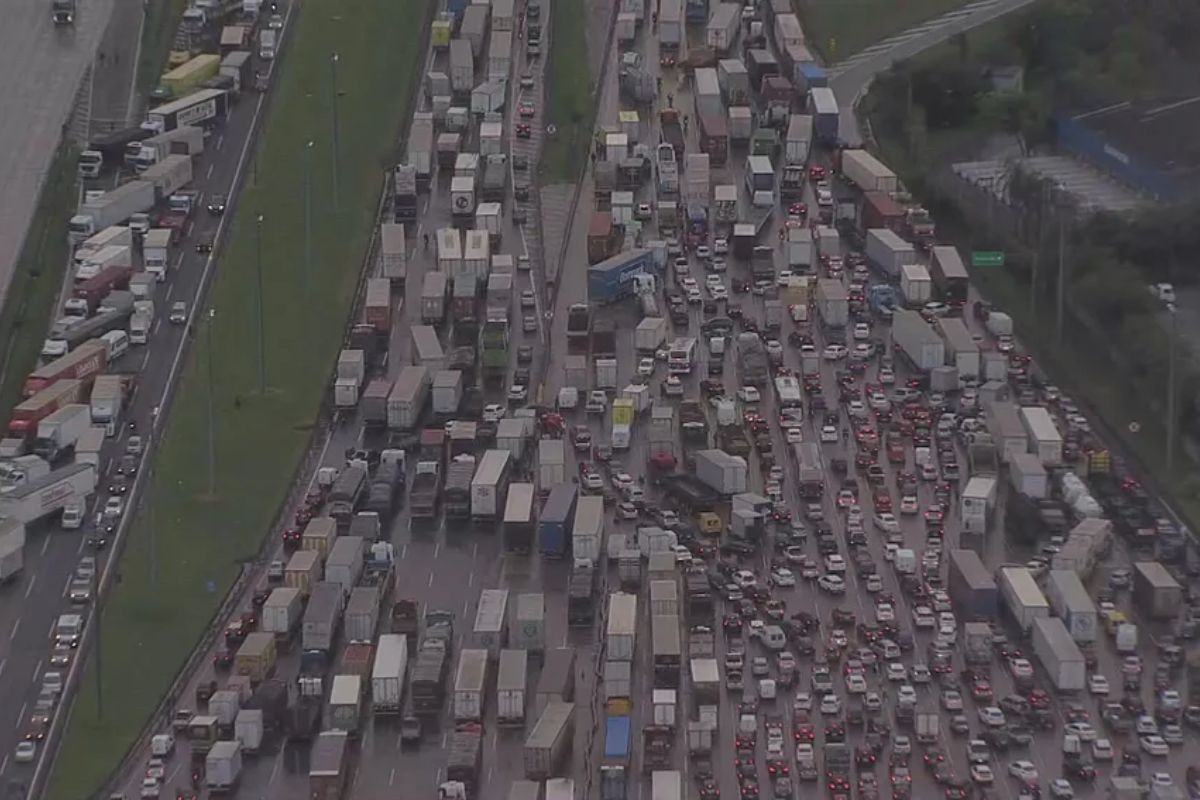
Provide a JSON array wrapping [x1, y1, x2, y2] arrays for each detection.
[[971, 251, 1006, 268]]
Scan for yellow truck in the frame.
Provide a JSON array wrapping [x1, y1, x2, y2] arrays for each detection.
[[284, 549, 321, 597], [234, 631, 277, 683], [161, 54, 221, 98]]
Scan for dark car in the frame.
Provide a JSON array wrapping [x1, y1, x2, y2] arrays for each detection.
[[206, 193, 227, 215], [116, 454, 140, 476]]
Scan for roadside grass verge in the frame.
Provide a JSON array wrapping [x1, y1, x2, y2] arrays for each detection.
[[45, 0, 429, 795], [540, 0, 593, 184], [794, 0, 972, 61], [0, 146, 78, 429], [135, 0, 187, 95]]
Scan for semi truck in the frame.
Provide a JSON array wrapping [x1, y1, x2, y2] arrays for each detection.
[[588, 249, 656, 304], [496, 648, 528, 726], [68, 181, 157, 242], [142, 88, 229, 134], [524, 701, 575, 779], [891, 309, 945, 372], [0, 520, 25, 583], [32, 403, 92, 462], [0, 463, 96, 525], [128, 125, 205, 171]]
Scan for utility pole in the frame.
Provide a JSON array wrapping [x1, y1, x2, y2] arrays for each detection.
[[94, 562, 103, 719], [330, 53, 341, 212], [255, 215, 266, 392], [304, 141, 314, 281], [205, 308, 217, 496], [1168, 296, 1178, 472], [1055, 205, 1067, 351]]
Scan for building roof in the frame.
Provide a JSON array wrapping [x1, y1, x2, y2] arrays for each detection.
[[1073, 97, 1200, 177]]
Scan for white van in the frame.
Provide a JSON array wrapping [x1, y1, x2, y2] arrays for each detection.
[[100, 330, 129, 360], [259, 29, 276, 60]]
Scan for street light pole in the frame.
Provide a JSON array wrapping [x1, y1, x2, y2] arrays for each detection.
[[94, 563, 103, 719], [1168, 302, 1178, 472], [1055, 205, 1067, 351], [304, 141, 314, 281], [330, 53, 341, 212], [255, 215, 266, 392], [205, 308, 217, 496]]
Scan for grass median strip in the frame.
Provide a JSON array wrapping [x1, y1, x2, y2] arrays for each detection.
[[135, 0, 187, 95], [540, 0, 593, 184], [795, 0, 972, 61], [0, 145, 78, 429], [46, 0, 428, 796]]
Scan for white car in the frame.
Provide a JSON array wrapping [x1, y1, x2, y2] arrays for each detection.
[[893, 736, 911, 756], [824, 554, 846, 573], [14, 740, 36, 763], [140, 777, 162, 799], [637, 357, 655, 377], [1091, 739, 1114, 761], [886, 663, 907, 682], [786, 427, 804, 444], [737, 386, 760, 404], [482, 403, 505, 422], [1140, 735, 1169, 756], [896, 684, 917, 705], [941, 689, 963, 710], [820, 694, 842, 715], [770, 568, 796, 587], [713, 238, 729, 255], [979, 707, 1006, 728], [874, 603, 895, 623], [1064, 722, 1096, 742], [970, 764, 994, 785], [820, 425, 839, 443], [1049, 779, 1074, 799], [102, 495, 124, 519], [865, 574, 883, 593], [822, 343, 848, 361], [1008, 760, 1038, 783], [793, 692, 813, 712], [1009, 658, 1034, 678], [846, 673, 867, 694], [732, 569, 757, 589], [616, 502, 638, 520], [912, 606, 936, 629], [817, 574, 845, 594], [852, 322, 870, 340]]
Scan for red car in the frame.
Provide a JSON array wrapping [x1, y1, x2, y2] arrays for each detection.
[[516, 123, 531, 138], [809, 165, 827, 181]]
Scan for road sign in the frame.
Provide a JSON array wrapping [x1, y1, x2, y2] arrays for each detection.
[[971, 251, 1005, 268]]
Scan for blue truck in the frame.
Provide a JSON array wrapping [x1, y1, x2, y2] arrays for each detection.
[[685, 0, 708, 23], [538, 483, 578, 558], [600, 716, 631, 800], [588, 248, 656, 305]]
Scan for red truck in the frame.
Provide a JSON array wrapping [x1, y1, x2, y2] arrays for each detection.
[[587, 211, 617, 265], [9, 379, 88, 433], [364, 278, 391, 334], [697, 111, 729, 166], [73, 264, 134, 309], [860, 191, 905, 235], [22, 340, 109, 398]]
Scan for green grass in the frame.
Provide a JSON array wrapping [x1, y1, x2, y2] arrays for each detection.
[[135, 0, 187, 95], [45, 0, 429, 795], [794, 0, 973, 61], [540, 0, 593, 184], [0, 146, 78, 430]]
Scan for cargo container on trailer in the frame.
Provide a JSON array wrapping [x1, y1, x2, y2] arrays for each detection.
[[1019, 406, 1063, 466], [891, 309, 944, 372], [865, 228, 916, 278], [606, 593, 638, 661], [840, 149, 897, 193], [572, 495, 605, 562], [371, 635, 409, 714], [496, 648, 528, 725], [999, 567, 1050, 632], [1031, 617, 1086, 691], [1046, 570, 1098, 642], [453, 649, 490, 722], [473, 588, 510, 658], [1133, 561, 1182, 620], [987, 401, 1028, 463], [471, 449, 512, 521], [524, 701, 575, 779], [947, 549, 997, 621]]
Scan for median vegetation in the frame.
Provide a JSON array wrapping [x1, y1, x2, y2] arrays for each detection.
[[46, 0, 429, 796], [794, 0, 972, 61], [541, 0, 594, 183]]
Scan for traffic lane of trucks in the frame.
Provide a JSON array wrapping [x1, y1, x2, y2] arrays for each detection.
[[0, 82, 262, 774]]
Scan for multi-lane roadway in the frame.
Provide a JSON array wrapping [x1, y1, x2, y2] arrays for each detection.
[[33, 3, 1200, 800], [0, 8, 292, 793]]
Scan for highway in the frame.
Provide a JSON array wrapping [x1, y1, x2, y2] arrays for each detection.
[[827, 0, 1039, 147], [0, 5, 293, 792], [0, 0, 119, 307], [70, 3, 1200, 800]]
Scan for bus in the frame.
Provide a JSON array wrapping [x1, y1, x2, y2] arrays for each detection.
[[651, 615, 682, 689], [503, 482, 536, 553], [667, 337, 697, 374], [773, 375, 802, 408], [792, 442, 823, 499], [929, 245, 969, 306]]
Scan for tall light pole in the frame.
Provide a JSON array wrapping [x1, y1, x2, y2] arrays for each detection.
[[255, 215, 266, 392], [304, 141, 314, 281], [330, 53, 341, 212], [1167, 292, 1179, 472], [205, 308, 217, 496]]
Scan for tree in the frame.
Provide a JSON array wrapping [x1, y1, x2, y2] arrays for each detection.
[[975, 89, 1051, 155]]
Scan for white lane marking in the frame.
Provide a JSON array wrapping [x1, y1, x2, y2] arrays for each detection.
[[216, 135, 225, 151], [432, 541, 440, 559], [400, 543, 407, 560], [10, 617, 21, 641], [40, 535, 51, 556], [389, 768, 396, 785], [467, 570, 474, 588], [0, 658, 6, 679], [24, 574, 37, 599]]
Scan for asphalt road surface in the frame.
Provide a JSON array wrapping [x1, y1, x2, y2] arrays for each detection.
[[827, 0, 1038, 147], [0, 0, 119, 307], [81, 5, 1200, 800], [0, 11, 290, 790]]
